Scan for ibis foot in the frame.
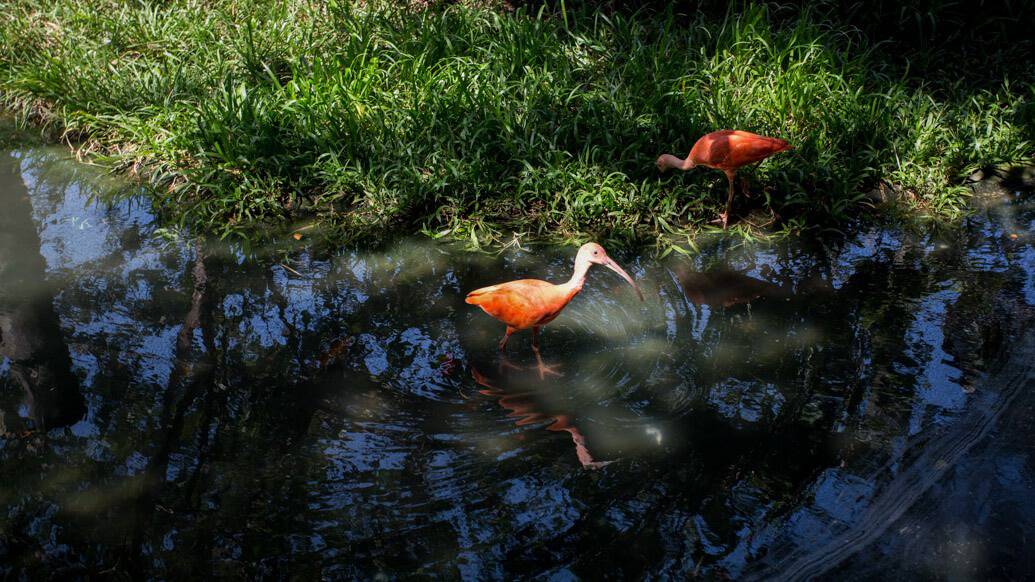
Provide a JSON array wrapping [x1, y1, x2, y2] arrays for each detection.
[[712, 213, 731, 229], [497, 356, 523, 374], [533, 351, 562, 379]]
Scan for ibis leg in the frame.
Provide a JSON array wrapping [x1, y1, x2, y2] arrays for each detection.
[[498, 327, 516, 352], [721, 170, 736, 229], [531, 327, 561, 379]]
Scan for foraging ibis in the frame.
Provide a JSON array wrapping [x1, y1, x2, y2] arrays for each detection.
[[465, 243, 643, 375], [657, 130, 792, 228]]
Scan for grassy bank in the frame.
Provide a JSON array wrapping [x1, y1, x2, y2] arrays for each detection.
[[1, 1, 1032, 247]]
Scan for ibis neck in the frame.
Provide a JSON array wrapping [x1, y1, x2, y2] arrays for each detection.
[[662, 154, 694, 171], [563, 260, 592, 298]]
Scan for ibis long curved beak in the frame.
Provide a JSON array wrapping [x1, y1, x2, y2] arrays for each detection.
[[604, 258, 644, 301]]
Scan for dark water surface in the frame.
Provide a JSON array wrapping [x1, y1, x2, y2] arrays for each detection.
[[1, 142, 1034, 580]]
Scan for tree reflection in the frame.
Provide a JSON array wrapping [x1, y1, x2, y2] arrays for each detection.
[[0, 153, 84, 435], [120, 239, 216, 576]]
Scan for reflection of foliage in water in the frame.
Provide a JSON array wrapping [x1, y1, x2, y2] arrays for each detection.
[[0, 146, 1033, 579]]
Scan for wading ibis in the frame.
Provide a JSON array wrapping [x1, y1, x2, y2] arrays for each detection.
[[657, 130, 792, 228], [465, 243, 643, 377]]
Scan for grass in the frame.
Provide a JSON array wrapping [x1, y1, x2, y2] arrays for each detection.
[[0, 0, 1032, 248]]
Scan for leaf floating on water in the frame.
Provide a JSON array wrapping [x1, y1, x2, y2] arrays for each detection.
[[438, 353, 458, 376], [318, 336, 354, 368]]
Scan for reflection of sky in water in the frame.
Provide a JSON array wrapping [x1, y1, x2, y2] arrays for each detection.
[[1, 144, 1034, 579], [19, 155, 157, 272], [831, 229, 895, 289], [1020, 245, 1035, 304], [325, 430, 409, 472], [905, 288, 964, 435], [707, 379, 785, 424]]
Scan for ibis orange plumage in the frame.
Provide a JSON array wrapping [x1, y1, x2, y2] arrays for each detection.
[[465, 243, 643, 362], [657, 129, 792, 228]]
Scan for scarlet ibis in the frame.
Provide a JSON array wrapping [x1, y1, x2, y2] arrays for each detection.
[[465, 243, 643, 372], [657, 129, 792, 228]]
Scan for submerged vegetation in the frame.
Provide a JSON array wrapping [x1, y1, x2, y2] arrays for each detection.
[[0, 0, 1032, 246]]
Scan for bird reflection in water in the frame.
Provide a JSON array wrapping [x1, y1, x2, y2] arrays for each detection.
[[669, 265, 788, 308], [470, 366, 613, 470], [494, 349, 562, 380]]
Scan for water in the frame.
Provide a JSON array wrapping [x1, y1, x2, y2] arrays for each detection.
[[1, 141, 1033, 580]]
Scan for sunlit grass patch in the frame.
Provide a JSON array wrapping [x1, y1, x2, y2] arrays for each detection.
[[0, 1, 1031, 248]]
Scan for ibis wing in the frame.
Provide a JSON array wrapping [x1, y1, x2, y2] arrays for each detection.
[[727, 132, 790, 165], [465, 284, 503, 305], [465, 280, 554, 329]]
